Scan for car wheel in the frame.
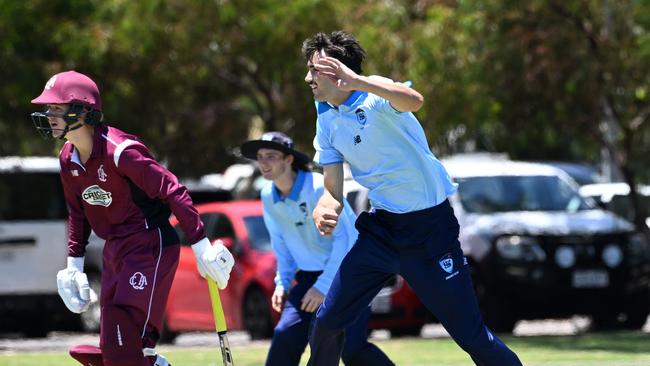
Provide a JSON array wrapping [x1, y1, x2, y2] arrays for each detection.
[[243, 287, 273, 340], [79, 273, 101, 333], [389, 325, 422, 338], [592, 290, 650, 331], [22, 315, 50, 338]]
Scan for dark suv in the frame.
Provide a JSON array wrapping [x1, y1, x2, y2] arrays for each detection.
[[442, 156, 650, 332]]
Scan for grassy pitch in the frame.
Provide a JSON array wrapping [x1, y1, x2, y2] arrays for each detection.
[[1, 332, 649, 365]]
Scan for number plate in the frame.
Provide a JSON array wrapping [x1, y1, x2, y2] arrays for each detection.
[[572, 270, 609, 288]]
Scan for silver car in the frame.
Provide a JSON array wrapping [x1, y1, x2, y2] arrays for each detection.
[[442, 155, 650, 332]]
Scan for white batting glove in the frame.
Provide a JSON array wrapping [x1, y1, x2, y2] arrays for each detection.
[[56, 257, 98, 314], [191, 238, 235, 289]]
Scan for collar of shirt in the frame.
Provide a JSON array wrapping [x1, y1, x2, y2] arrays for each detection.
[[64, 124, 108, 165], [317, 90, 366, 115], [272, 169, 306, 204]]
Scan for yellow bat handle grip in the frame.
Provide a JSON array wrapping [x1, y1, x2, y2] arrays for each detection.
[[208, 278, 228, 333]]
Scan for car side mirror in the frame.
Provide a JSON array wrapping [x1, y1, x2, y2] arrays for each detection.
[[215, 237, 243, 256]]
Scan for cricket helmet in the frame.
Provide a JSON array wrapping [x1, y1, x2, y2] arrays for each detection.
[[30, 70, 103, 139]]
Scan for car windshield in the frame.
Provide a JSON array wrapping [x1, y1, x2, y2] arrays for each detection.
[[456, 175, 592, 213], [243, 215, 272, 252]]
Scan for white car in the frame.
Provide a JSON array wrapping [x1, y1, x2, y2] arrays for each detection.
[[0, 157, 110, 336], [0, 157, 75, 336]]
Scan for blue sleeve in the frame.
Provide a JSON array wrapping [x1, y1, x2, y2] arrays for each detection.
[[313, 116, 344, 165], [366, 92, 402, 115], [262, 201, 296, 292], [366, 78, 414, 115], [313, 199, 358, 295]]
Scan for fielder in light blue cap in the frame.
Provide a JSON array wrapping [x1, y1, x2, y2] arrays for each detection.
[[302, 31, 523, 366], [240, 131, 394, 366]]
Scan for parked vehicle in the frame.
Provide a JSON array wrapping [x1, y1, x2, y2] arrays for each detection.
[[442, 155, 650, 332], [0, 157, 76, 336], [580, 182, 650, 229], [541, 161, 604, 186], [163, 199, 430, 342]]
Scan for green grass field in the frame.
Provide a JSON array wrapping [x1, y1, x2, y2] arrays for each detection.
[[2, 332, 649, 366]]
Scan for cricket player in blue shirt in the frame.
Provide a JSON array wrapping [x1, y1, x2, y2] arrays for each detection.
[[302, 31, 523, 366], [240, 131, 394, 366]]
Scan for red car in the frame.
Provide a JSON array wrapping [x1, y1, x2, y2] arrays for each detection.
[[163, 200, 429, 342]]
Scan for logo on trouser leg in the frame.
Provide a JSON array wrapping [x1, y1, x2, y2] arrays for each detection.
[[439, 253, 459, 280], [129, 272, 148, 290]]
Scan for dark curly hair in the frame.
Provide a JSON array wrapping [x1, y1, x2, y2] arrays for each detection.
[[302, 31, 366, 74]]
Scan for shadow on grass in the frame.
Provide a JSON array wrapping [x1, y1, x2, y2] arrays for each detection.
[[502, 331, 649, 354]]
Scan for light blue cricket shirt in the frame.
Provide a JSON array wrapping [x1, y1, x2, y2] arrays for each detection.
[[313, 84, 457, 213], [261, 170, 358, 295]]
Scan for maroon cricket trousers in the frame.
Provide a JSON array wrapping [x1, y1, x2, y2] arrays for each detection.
[[99, 227, 179, 366]]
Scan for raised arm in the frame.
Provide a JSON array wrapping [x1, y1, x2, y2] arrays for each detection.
[[315, 55, 424, 112]]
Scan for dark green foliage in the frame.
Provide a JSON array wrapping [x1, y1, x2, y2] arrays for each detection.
[[2, 0, 650, 196]]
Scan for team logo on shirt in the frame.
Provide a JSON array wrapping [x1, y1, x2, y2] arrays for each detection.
[[295, 202, 308, 227], [82, 185, 113, 207], [129, 272, 148, 290], [355, 108, 367, 126], [353, 135, 362, 145], [97, 164, 108, 182]]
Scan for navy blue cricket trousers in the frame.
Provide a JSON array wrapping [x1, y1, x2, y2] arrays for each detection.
[[266, 271, 394, 366], [307, 200, 522, 366]]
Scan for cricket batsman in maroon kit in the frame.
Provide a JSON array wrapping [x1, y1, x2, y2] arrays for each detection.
[[30, 70, 235, 366]]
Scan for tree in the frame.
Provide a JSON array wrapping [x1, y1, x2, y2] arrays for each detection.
[[476, 0, 650, 231]]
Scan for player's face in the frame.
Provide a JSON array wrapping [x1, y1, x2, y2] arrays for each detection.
[[305, 51, 336, 102], [45, 104, 69, 139], [256, 148, 292, 180]]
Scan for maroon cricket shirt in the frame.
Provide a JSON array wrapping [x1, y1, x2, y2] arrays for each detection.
[[59, 124, 205, 257]]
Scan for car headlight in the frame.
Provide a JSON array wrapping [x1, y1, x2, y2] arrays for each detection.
[[495, 235, 546, 261], [602, 244, 623, 268], [554, 245, 576, 268]]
